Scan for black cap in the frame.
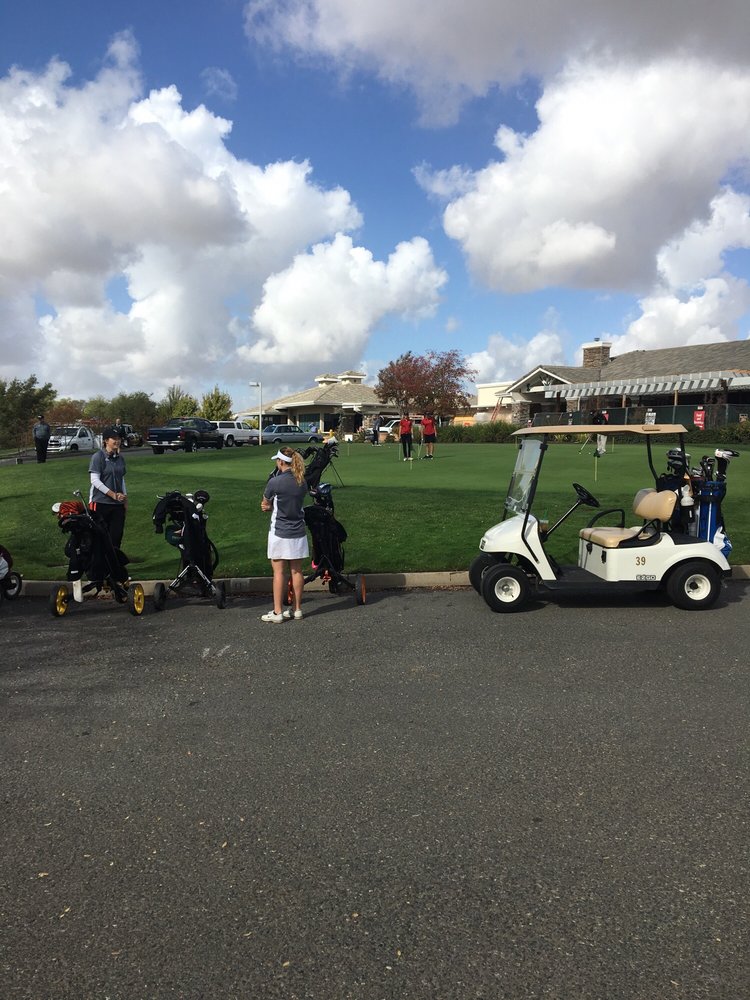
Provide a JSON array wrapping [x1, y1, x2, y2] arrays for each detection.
[[102, 426, 122, 441]]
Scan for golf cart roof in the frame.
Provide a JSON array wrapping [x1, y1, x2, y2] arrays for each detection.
[[514, 423, 688, 436]]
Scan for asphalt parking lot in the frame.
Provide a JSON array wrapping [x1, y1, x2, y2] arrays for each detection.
[[2, 585, 749, 999]]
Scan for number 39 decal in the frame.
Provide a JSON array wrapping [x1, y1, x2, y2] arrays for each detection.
[[635, 556, 647, 565]]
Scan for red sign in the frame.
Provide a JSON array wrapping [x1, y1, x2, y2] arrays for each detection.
[[693, 409, 706, 430]]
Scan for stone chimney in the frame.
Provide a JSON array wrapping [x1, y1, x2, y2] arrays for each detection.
[[582, 339, 612, 370]]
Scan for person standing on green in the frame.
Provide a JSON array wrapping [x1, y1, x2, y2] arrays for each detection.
[[32, 415, 51, 463], [421, 413, 437, 459], [88, 428, 128, 549]]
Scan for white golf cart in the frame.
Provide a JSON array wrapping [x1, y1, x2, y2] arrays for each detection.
[[471, 423, 732, 613]]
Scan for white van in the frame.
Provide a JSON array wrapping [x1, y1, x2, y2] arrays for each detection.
[[210, 420, 260, 446]]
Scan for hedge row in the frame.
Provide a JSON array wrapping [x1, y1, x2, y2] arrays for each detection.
[[440, 422, 750, 444], [354, 421, 750, 446]]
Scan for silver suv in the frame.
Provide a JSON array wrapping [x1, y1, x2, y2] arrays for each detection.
[[264, 424, 324, 444]]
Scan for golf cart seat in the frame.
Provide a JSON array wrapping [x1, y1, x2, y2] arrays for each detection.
[[579, 488, 677, 549]]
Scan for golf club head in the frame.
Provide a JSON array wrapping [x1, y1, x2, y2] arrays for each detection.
[[715, 449, 740, 460]]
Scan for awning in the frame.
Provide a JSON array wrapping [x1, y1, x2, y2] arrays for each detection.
[[554, 371, 734, 399]]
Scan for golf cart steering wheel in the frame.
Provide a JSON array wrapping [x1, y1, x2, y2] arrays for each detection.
[[572, 482, 600, 508]]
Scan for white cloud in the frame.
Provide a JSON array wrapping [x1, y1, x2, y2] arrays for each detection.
[[247, 0, 750, 361], [201, 67, 238, 102], [241, 234, 446, 384], [441, 58, 750, 294], [0, 36, 445, 402], [605, 276, 750, 357], [468, 329, 566, 383], [244, 0, 749, 123], [657, 189, 750, 291]]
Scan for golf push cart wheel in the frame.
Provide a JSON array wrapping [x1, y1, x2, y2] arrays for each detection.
[[666, 560, 722, 611], [49, 584, 70, 617], [127, 583, 146, 616], [469, 553, 499, 593], [214, 581, 227, 609], [3, 571, 23, 599], [481, 563, 531, 613], [355, 574, 366, 605], [152, 582, 168, 612]]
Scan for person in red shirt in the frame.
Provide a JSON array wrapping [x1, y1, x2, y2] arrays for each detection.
[[421, 412, 436, 459], [399, 413, 413, 461]]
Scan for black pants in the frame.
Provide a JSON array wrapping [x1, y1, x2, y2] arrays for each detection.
[[92, 503, 126, 549], [401, 433, 412, 458], [35, 440, 49, 463]]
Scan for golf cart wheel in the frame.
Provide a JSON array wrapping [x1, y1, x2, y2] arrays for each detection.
[[355, 574, 366, 605], [469, 554, 498, 593], [49, 584, 69, 617], [153, 582, 167, 611], [4, 572, 22, 599], [214, 581, 227, 609], [127, 583, 146, 616], [481, 563, 531, 613], [666, 561, 722, 611]]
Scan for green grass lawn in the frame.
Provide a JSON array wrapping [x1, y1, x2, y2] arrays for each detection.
[[1, 439, 747, 579]]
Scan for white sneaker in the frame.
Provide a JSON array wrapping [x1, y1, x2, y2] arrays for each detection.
[[282, 609, 303, 620], [261, 610, 284, 623]]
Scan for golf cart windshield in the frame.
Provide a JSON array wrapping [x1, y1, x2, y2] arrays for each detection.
[[505, 437, 543, 514]]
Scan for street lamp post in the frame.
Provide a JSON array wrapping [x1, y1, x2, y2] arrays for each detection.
[[249, 381, 263, 446]]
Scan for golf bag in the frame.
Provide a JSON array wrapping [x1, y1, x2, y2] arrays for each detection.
[[299, 458, 365, 603], [53, 499, 129, 597], [656, 449, 696, 535], [657, 448, 738, 555], [305, 491, 347, 578], [300, 439, 339, 492], [152, 490, 226, 608], [0, 543, 23, 601]]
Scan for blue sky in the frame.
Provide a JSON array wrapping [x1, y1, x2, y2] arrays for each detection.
[[2, 0, 750, 411]]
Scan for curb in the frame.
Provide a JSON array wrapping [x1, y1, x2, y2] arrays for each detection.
[[15, 567, 750, 599], [18, 571, 470, 598]]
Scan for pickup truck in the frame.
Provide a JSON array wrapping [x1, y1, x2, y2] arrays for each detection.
[[147, 418, 224, 454], [47, 425, 100, 453], [210, 420, 260, 446]]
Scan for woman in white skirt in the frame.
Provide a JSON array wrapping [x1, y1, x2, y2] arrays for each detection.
[[260, 447, 310, 622]]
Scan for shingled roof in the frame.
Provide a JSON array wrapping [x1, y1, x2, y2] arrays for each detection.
[[601, 340, 750, 379], [268, 380, 380, 411], [512, 340, 750, 392]]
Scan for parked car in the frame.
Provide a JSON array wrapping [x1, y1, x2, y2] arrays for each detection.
[[379, 419, 400, 437], [47, 425, 99, 453], [264, 424, 324, 444], [117, 423, 143, 448], [146, 418, 223, 453], [210, 420, 260, 446], [379, 418, 421, 438]]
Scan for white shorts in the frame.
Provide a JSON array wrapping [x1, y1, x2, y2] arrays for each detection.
[[267, 533, 309, 561]]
